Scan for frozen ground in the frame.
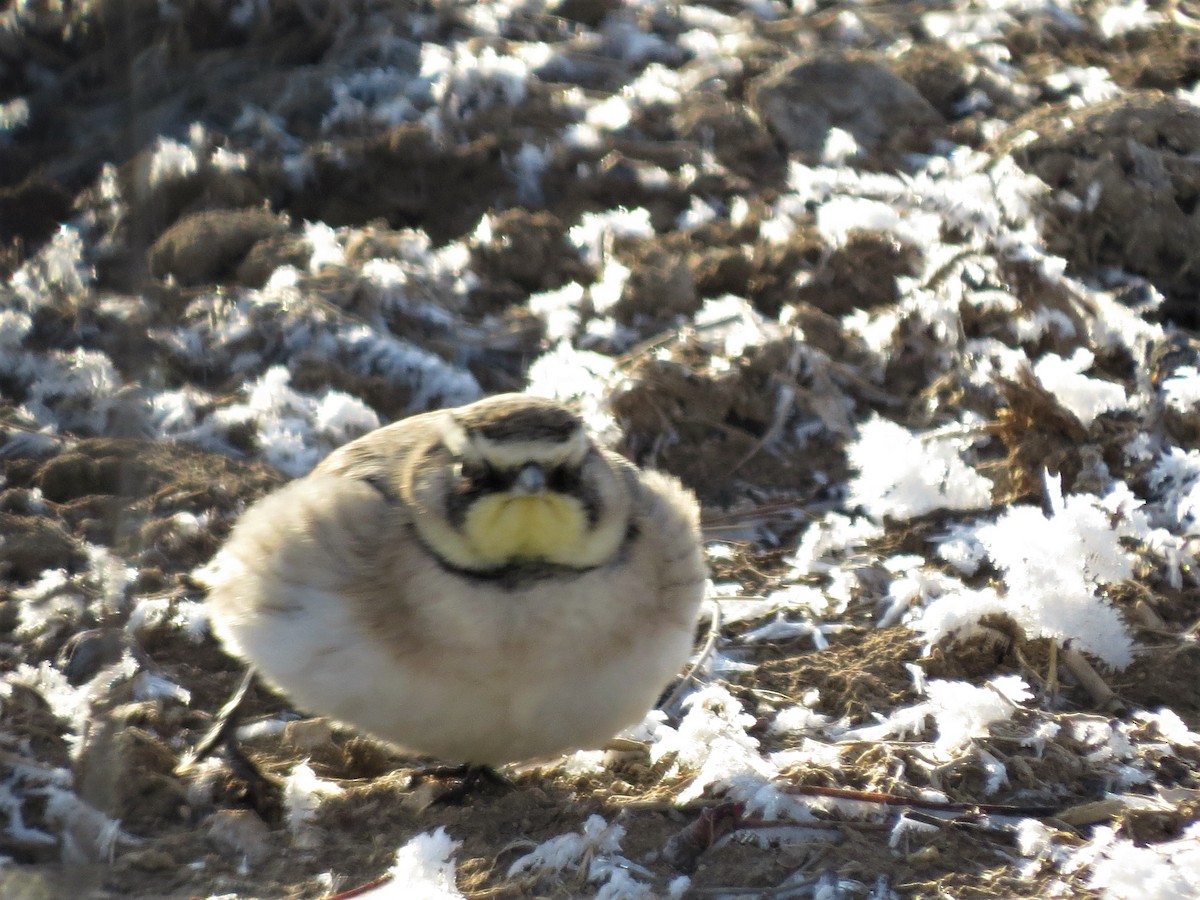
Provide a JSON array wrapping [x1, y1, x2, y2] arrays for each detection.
[[2, 0, 1200, 897]]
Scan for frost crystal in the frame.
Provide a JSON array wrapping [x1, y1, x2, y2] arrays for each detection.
[[1086, 823, 1200, 900], [1161, 366, 1200, 413], [845, 676, 1029, 761], [847, 417, 993, 521], [975, 477, 1136, 668], [1032, 349, 1128, 426], [283, 762, 343, 836], [359, 828, 465, 900], [212, 367, 381, 476], [423, 44, 536, 121], [147, 136, 199, 185], [1148, 447, 1200, 535], [649, 685, 783, 810], [508, 815, 624, 878], [506, 815, 654, 897]]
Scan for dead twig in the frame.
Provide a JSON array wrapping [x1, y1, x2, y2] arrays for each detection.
[[663, 801, 746, 873], [1047, 641, 1059, 707], [779, 783, 1061, 818], [322, 874, 392, 900], [1061, 645, 1126, 715], [728, 383, 796, 475]]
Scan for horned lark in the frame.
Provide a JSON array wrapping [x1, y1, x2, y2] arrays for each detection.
[[202, 393, 707, 767]]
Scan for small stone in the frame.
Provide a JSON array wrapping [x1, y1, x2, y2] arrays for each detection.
[[401, 780, 443, 813], [206, 809, 272, 867], [122, 847, 176, 872], [750, 53, 942, 163], [282, 717, 335, 752]]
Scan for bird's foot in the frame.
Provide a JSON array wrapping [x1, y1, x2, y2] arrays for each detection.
[[412, 763, 513, 805]]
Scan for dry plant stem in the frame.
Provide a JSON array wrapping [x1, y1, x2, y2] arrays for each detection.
[[1061, 646, 1125, 713], [1010, 642, 1049, 694], [1185, 614, 1200, 639], [323, 874, 392, 900], [729, 384, 795, 474], [0, 747, 63, 774], [688, 884, 820, 898], [1133, 598, 1167, 630], [779, 783, 1060, 818], [700, 497, 833, 538], [615, 315, 739, 368], [1055, 797, 1134, 827], [663, 800, 745, 872], [1047, 640, 1059, 706], [737, 818, 892, 832], [902, 809, 1032, 841], [823, 356, 907, 406]]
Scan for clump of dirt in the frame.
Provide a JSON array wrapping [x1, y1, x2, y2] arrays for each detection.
[[796, 232, 923, 318], [148, 208, 289, 285], [0, 439, 281, 592], [920, 624, 1018, 684], [1118, 645, 1200, 732], [613, 245, 700, 328], [283, 126, 513, 243], [700, 221, 825, 321], [235, 232, 313, 287], [0, 513, 85, 582], [75, 716, 187, 834], [611, 335, 848, 505], [892, 43, 983, 120], [1012, 92, 1200, 327], [93, 142, 272, 290], [672, 97, 787, 183], [0, 175, 73, 275], [468, 209, 591, 315], [982, 369, 1091, 503], [5, 1, 1200, 897], [750, 52, 945, 168]]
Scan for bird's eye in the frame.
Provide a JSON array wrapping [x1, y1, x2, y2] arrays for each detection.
[[546, 465, 580, 493]]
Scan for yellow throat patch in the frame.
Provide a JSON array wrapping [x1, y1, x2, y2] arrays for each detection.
[[463, 492, 589, 567]]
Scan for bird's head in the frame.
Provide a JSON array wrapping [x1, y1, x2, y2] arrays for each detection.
[[404, 395, 632, 572]]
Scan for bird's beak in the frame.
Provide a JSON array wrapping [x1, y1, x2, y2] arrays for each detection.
[[512, 463, 546, 495]]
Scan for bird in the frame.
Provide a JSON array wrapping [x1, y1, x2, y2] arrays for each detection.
[[200, 393, 708, 771]]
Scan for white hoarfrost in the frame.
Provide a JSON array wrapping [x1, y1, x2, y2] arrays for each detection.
[[211, 366, 381, 477], [974, 475, 1137, 668], [911, 475, 1139, 668], [5, 0, 1200, 895], [1033, 349, 1129, 426], [847, 417, 993, 521], [843, 675, 1031, 766], [507, 815, 659, 898], [648, 685, 809, 819], [283, 762, 344, 849], [357, 829, 466, 900]]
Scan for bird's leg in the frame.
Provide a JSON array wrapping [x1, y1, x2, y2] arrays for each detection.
[[176, 667, 256, 774], [176, 668, 283, 820]]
